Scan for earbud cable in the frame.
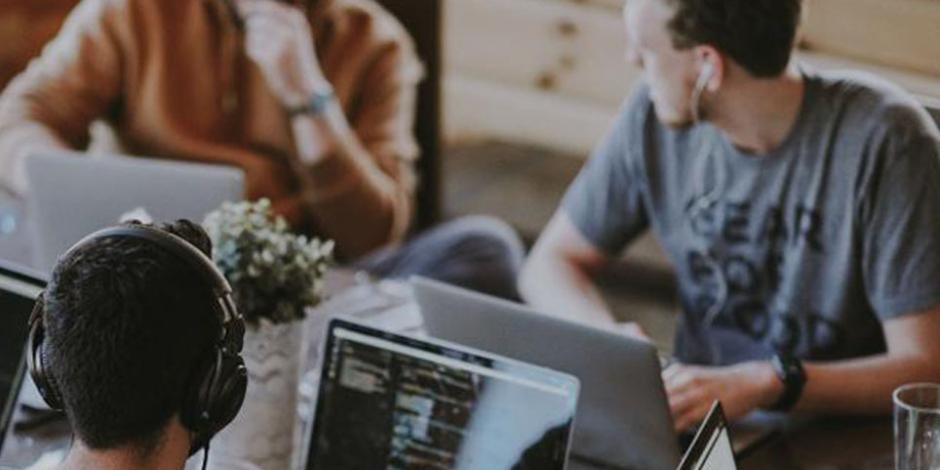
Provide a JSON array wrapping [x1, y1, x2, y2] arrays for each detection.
[[202, 439, 211, 470]]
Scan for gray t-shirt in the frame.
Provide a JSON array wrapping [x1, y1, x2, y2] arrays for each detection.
[[563, 70, 940, 365]]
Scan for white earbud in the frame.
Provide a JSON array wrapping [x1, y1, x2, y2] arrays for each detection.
[[691, 61, 715, 123], [695, 62, 715, 93]]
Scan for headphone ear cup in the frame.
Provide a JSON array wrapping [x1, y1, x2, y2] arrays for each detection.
[[26, 295, 64, 411], [206, 352, 247, 433], [38, 346, 65, 410], [181, 348, 248, 446], [180, 351, 217, 435]]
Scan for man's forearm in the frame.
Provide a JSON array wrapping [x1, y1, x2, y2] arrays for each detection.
[[519, 255, 617, 326], [796, 353, 940, 414], [290, 104, 412, 258]]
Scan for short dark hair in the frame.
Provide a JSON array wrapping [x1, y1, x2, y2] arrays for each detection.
[[664, 0, 802, 78], [44, 220, 220, 453]]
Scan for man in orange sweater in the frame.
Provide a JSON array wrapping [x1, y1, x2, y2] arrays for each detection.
[[0, 0, 523, 299]]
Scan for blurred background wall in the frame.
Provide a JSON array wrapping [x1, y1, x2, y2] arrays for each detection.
[[442, 0, 940, 154], [2, 0, 938, 156]]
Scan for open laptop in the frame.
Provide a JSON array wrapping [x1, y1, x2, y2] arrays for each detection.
[[0, 261, 46, 453], [415, 277, 680, 470], [25, 151, 244, 272], [676, 402, 737, 470], [304, 318, 581, 470]]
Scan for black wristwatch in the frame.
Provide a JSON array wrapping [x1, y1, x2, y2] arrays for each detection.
[[769, 353, 806, 411]]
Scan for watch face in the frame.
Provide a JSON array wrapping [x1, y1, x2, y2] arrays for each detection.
[[786, 362, 800, 375]]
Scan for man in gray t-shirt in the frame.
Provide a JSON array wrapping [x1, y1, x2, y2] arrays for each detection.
[[520, 0, 940, 432]]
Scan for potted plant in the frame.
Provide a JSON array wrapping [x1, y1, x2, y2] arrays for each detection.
[[202, 199, 333, 470]]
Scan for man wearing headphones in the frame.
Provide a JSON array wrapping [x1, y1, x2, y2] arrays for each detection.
[[520, 0, 940, 431], [28, 220, 247, 470]]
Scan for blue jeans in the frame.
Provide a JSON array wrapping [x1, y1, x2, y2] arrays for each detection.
[[355, 216, 525, 301]]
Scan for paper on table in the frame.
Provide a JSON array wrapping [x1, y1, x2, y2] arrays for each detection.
[[306, 279, 423, 335]]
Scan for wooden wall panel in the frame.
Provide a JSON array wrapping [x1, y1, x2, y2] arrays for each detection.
[[0, 0, 937, 155], [444, 0, 636, 107], [801, 0, 940, 77], [444, 74, 618, 155], [538, 0, 940, 78], [442, 0, 940, 154]]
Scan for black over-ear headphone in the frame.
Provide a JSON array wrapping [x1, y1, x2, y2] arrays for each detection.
[[26, 224, 248, 452]]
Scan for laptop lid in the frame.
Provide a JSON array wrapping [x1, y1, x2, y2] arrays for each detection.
[[414, 277, 681, 470], [0, 261, 46, 452], [676, 402, 737, 470], [305, 317, 580, 470], [25, 151, 244, 273]]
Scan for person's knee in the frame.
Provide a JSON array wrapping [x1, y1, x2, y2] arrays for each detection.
[[421, 215, 525, 301], [445, 215, 525, 269]]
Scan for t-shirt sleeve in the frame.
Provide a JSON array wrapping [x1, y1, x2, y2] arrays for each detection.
[[561, 89, 651, 254], [861, 105, 940, 318]]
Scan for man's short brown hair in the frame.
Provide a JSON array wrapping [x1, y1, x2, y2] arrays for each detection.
[[664, 0, 802, 78]]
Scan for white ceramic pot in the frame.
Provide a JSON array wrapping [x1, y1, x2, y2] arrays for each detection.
[[208, 318, 306, 470]]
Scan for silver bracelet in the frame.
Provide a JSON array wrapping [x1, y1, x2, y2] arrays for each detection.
[[287, 88, 335, 117]]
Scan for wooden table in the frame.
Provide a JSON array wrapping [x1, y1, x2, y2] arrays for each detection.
[[0, 273, 897, 469], [738, 416, 893, 470], [562, 417, 894, 470]]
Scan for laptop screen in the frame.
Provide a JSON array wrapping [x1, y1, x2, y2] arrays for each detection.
[[306, 319, 579, 470], [0, 263, 45, 450]]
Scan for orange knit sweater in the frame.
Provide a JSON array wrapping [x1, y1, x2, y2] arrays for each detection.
[[0, 0, 423, 258]]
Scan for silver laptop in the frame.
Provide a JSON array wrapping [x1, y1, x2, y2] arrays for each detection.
[[414, 277, 681, 470], [304, 317, 581, 470], [25, 151, 244, 272]]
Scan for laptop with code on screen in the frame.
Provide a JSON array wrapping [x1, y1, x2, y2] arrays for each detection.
[[0, 261, 46, 452], [303, 318, 581, 470]]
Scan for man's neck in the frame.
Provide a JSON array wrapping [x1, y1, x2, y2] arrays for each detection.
[[58, 430, 191, 470], [707, 65, 806, 155]]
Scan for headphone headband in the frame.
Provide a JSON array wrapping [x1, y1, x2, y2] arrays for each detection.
[[60, 225, 244, 347], [65, 226, 235, 317]]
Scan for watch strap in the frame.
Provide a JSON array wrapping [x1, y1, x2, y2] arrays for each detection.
[[770, 353, 806, 411]]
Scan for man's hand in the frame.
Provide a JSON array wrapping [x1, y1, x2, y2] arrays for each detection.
[[663, 361, 782, 432], [235, 0, 329, 108]]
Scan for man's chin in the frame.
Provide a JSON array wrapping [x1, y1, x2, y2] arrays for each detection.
[[655, 111, 694, 129], [651, 104, 694, 129]]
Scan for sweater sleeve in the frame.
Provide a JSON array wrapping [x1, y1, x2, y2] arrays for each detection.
[[0, 0, 127, 196], [300, 7, 422, 258]]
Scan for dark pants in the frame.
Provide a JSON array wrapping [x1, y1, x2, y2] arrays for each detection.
[[355, 216, 525, 301]]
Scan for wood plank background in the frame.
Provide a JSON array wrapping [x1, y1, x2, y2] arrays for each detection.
[[443, 0, 940, 154], [1, 0, 938, 154]]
